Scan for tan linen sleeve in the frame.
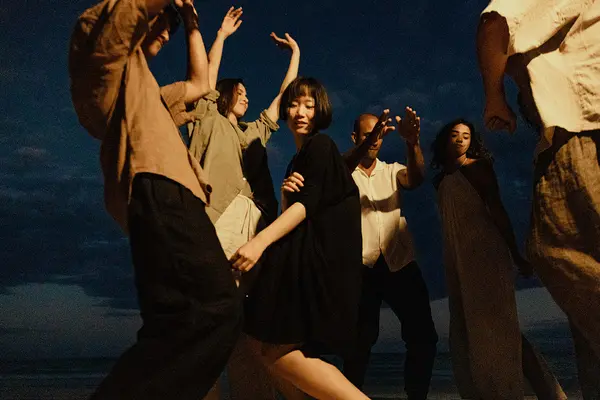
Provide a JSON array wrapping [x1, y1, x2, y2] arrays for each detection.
[[69, 0, 150, 139], [481, 0, 586, 56], [238, 110, 280, 148], [187, 90, 221, 159], [160, 82, 194, 127]]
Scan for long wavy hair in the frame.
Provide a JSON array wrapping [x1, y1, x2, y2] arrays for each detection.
[[430, 118, 493, 170]]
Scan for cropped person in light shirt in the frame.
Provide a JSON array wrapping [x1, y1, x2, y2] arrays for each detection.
[[478, 0, 600, 397], [69, 0, 241, 398]]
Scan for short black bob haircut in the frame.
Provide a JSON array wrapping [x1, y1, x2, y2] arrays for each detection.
[[216, 78, 245, 117], [430, 118, 494, 170], [279, 77, 332, 133]]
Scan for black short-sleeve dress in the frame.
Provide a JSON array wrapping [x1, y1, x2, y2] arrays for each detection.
[[244, 133, 363, 357]]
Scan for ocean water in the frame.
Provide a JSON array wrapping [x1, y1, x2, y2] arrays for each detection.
[[0, 322, 583, 399]]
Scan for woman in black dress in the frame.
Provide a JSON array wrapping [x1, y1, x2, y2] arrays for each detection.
[[230, 77, 367, 399]]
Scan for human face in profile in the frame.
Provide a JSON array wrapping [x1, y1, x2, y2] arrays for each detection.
[[143, 13, 172, 59], [230, 83, 249, 119], [355, 116, 382, 161]]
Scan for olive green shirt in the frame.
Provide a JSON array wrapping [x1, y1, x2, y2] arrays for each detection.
[[188, 90, 279, 223]]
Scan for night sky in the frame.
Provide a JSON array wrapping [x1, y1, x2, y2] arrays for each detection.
[[0, 0, 559, 359]]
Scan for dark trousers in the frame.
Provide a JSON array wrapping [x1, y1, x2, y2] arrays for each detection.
[[91, 173, 242, 400], [343, 258, 438, 400]]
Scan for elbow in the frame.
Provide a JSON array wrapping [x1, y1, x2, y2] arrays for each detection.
[[477, 12, 509, 54], [186, 79, 211, 103]]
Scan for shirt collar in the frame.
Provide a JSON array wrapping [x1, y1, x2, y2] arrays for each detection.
[[355, 158, 383, 177]]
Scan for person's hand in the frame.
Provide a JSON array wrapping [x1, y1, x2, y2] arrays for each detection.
[[484, 96, 517, 133], [513, 253, 534, 278], [218, 6, 243, 38], [369, 109, 395, 141], [281, 172, 304, 194], [174, 0, 198, 30], [396, 106, 420, 146], [230, 237, 268, 272], [270, 32, 299, 53]]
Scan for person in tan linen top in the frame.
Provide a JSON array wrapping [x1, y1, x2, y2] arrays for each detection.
[[478, 1, 600, 397], [187, 8, 301, 400], [69, 1, 241, 398]]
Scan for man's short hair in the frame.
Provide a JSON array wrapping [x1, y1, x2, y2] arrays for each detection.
[[352, 113, 378, 135], [279, 77, 332, 132]]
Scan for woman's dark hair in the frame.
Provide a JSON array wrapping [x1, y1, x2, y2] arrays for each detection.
[[216, 78, 244, 117], [279, 77, 333, 132], [430, 118, 493, 169]]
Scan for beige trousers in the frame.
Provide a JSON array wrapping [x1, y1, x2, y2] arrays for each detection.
[[528, 131, 600, 399]]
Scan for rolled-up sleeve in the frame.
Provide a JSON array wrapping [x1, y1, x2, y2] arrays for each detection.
[[73, 0, 149, 69], [69, 0, 150, 138], [239, 110, 280, 148], [161, 82, 194, 127], [481, 0, 586, 56]]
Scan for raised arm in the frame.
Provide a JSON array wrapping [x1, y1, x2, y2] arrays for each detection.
[[177, 0, 211, 103], [396, 107, 425, 189], [207, 7, 243, 90], [344, 110, 395, 171], [263, 33, 301, 122], [477, 11, 516, 133]]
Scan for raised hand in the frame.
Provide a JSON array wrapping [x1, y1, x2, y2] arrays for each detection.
[[218, 6, 243, 38], [396, 107, 420, 146], [371, 109, 396, 140], [484, 96, 517, 133], [270, 32, 299, 53]]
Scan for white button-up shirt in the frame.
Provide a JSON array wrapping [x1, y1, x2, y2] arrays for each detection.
[[482, 0, 600, 156], [351, 159, 415, 272]]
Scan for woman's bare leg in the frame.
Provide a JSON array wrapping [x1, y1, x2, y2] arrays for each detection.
[[256, 341, 369, 400], [521, 334, 567, 400]]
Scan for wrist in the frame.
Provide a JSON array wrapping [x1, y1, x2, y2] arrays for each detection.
[[183, 17, 199, 33], [254, 231, 271, 250], [406, 137, 420, 148], [216, 29, 229, 39]]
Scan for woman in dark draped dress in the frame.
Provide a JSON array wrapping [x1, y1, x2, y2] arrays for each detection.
[[230, 77, 367, 400]]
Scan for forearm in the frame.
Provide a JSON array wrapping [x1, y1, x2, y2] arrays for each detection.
[[207, 32, 227, 90], [344, 131, 380, 171], [403, 141, 425, 188], [186, 24, 209, 90], [265, 48, 300, 121], [477, 12, 510, 102], [254, 202, 306, 248], [279, 49, 300, 94]]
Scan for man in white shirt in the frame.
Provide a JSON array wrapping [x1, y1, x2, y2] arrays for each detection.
[[478, 1, 600, 397], [343, 110, 438, 400]]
